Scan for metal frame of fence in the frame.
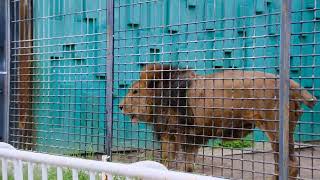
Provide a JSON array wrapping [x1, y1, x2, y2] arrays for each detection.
[[106, 0, 115, 160], [279, 0, 291, 179], [3, 0, 11, 144], [4, 0, 320, 179]]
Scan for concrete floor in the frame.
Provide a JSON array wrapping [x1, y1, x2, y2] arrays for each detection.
[[112, 142, 320, 180]]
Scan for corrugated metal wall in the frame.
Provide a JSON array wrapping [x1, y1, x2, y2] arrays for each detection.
[[30, 0, 320, 152], [32, 0, 107, 153], [113, 0, 320, 145]]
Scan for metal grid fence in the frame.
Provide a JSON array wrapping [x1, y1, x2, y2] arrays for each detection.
[[5, 0, 320, 179], [9, 0, 109, 153]]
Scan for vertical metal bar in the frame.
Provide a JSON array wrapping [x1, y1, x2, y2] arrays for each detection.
[[14, 160, 23, 179], [106, 173, 113, 180], [4, 0, 10, 144], [0, 0, 5, 142], [41, 164, 48, 180], [57, 167, 63, 180], [72, 169, 79, 180], [279, 0, 291, 179], [106, 0, 114, 159], [28, 162, 34, 180], [13, 160, 19, 180], [89, 171, 95, 180], [2, 159, 8, 180]]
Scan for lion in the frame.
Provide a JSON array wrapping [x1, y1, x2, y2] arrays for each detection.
[[119, 64, 317, 179]]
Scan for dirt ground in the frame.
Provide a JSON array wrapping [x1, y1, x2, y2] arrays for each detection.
[[111, 142, 320, 180]]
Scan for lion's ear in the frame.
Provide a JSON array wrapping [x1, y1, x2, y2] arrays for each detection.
[[140, 64, 172, 79], [140, 64, 172, 88]]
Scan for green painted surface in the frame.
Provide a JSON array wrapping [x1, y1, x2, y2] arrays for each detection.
[[32, 0, 320, 152]]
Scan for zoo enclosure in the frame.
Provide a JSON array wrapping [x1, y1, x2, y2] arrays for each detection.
[[4, 0, 320, 179]]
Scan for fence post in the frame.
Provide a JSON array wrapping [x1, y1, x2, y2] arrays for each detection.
[[279, 0, 292, 179], [106, 0, 114, 160], [3, 0, 10, 143]]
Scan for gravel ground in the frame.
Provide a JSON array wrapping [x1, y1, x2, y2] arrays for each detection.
[[111, 142, 320, 180]]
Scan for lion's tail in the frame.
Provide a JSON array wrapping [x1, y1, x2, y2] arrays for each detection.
[[290, 80, 317, 108]]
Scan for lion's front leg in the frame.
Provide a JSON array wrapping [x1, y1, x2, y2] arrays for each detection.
[[160, 134, 179, 169]]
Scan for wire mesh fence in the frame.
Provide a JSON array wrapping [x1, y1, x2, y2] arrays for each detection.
[[9, 0, 108, 153], [6, 0, 320, 179]]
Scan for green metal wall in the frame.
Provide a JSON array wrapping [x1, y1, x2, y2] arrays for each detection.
[[32, 0, 320, 152]]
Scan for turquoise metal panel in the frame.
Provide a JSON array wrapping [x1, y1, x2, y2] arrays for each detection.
[[187, 0, 197, 8], [205, 0, 215, 30], [267, 1, 279, 35], [316, 0, 320, 19], [215, 0, 224, 38], [256, 0, 265, 14], [167, 0, 180, 33], [242, 0, 255, 69], [33, 0, 320, 153], [33, 0, 106, 153], [127, 0, 140, 26]]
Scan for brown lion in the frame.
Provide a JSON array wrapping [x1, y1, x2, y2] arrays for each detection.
[[119, 64, 317, 179]]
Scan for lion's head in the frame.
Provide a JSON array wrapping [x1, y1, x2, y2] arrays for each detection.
[[119, 64, 170, 123], [119, 64, 193, 124]]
